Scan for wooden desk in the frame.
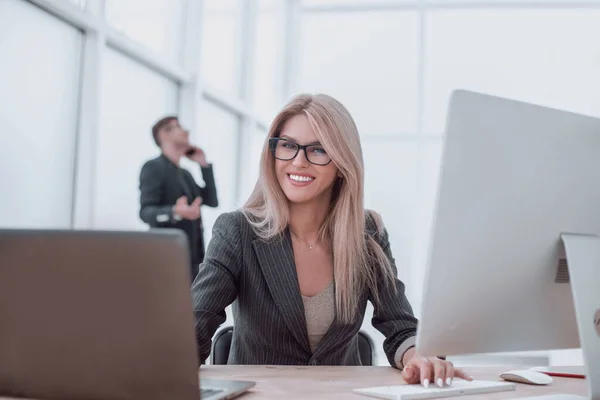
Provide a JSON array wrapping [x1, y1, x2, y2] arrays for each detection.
[[0, 365, 588, 400], [201, 365, 588, 399]]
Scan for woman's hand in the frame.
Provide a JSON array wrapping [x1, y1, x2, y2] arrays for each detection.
[[400, 348, 473, 387]]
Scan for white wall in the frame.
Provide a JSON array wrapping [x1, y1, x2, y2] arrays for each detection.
[[299, 10, 420, 136], [422, 9, 600, 134]]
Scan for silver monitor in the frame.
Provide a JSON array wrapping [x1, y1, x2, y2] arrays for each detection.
[[416, 90, 599, 399]]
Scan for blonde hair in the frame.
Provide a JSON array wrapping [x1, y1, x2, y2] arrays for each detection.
[[242, 94, 395, 323]]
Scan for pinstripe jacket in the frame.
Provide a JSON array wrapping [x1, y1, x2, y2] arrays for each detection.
[[192, 210, 418, 367]]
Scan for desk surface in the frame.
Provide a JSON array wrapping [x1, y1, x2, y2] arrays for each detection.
[[0, 365, 588, 400], [202, 365, 588, 399]]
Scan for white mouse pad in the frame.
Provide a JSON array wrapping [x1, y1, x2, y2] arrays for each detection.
[[353, 379, 516, 400]]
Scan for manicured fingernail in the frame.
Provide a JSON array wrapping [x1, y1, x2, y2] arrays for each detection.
[[437, 378, 443, 387], [446, 377, 452, 386], [423, 379, 430, 388]]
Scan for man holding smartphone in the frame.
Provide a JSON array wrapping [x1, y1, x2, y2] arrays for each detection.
[[139, 116, 219, 281]]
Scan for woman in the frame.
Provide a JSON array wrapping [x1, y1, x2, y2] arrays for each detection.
[[192, 94, 471, 388]]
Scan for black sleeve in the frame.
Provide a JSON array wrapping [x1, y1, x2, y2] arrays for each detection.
[[139, 160, 175, 227], [195, 164, 218, 208]]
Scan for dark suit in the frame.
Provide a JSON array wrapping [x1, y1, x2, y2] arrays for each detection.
[[139, 154, 218, 278], [192, 210, 418, 366]]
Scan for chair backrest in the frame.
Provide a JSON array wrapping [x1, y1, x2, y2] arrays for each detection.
[[357, 331, 375, 366], [211, 326, 375, 366], [211, 326, 234, 365]]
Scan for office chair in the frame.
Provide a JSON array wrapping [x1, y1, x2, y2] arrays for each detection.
[[210, 326, 375, 366], [211, 326, 234, 365], [357, 330, 375, 366]]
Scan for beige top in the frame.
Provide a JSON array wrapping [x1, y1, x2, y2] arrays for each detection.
[[301, 281, 335, 353], [301, 280, 415, 367]]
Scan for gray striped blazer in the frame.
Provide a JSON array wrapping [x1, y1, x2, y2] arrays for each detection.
[[191, 210, 418, 367]]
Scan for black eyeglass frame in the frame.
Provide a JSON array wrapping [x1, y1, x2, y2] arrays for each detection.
[[268, 137, 333, 166]]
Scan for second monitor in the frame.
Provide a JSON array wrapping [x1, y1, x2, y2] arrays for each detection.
[[416, 90, 600, 378]]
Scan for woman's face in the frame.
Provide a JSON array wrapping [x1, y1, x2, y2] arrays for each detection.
[[273, 114, 339, 206]]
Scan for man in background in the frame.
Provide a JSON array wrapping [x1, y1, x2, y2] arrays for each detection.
[[139, 116, 218, 281]]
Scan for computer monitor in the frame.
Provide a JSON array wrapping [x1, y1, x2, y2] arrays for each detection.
[[415, 90, 599, 398]]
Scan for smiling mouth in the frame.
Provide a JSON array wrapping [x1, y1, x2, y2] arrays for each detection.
[[288, 174, 315, 183]]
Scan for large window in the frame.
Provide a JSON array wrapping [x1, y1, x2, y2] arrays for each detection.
[[0, 0, 82, 229], [3, 0, 273, 239], [104, 0, 186, 62], [95, 49, 178, 230]]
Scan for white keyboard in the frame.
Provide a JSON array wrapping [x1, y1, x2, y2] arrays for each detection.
[[353, 379, 516, 400]]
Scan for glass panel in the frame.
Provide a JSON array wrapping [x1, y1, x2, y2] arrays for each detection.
[[96, 49, 178, 229], [104, 0, 185, 62], [196, 101, 241, 243], [253, 0, 285, 120], [201, 0, 242, 96], [424, 9, 600, 133], [298, 11, 419, 135], [0, 0, 81, 229]]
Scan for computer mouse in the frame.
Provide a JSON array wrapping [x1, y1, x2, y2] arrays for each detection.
[[499, 369, 553, 385]]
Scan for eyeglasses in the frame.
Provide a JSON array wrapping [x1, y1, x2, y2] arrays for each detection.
[[269, 138, 332, 166]]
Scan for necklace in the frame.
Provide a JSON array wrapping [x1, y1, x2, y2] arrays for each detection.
[[290, 230, 317, 250]]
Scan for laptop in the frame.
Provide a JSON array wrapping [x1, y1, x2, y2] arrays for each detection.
[[0, 229, 254, 400]]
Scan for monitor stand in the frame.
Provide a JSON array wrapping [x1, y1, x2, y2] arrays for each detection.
[[516, 234, 599, 400]]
